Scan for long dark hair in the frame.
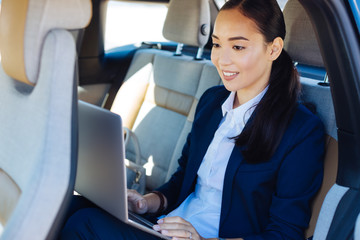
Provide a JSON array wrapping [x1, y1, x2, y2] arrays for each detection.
[[222, 0, 301, 163]]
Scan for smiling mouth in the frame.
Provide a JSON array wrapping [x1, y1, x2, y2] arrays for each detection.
[[223, 71, 238, 77], [222, 71, 239, 80]]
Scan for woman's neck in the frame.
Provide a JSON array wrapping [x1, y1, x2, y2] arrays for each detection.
[[234, 84, 268, 109]]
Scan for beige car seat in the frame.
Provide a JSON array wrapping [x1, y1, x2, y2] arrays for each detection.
[[0, 0, 91, 239]]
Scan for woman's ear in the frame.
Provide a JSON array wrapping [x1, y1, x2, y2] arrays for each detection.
[[268, 37, 284, 61]]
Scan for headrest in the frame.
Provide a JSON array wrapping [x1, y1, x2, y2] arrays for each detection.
[[163, 0, 211, 48], [283, 0, 324, 67], [0, 0, 92, 85]]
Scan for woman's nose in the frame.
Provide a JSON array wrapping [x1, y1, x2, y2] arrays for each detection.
[[218, 49, 232, 66]]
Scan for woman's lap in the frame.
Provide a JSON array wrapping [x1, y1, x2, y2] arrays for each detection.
[[60, 207, 161, 240]]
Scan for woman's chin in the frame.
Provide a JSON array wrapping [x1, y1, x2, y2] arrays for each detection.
[[222, 81, 241, 92]]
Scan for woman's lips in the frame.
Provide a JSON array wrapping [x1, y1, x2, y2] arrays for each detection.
[[222, 71, 239, 81]]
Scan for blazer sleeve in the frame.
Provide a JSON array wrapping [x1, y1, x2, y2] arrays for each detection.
[[245, 112, 325, 240]]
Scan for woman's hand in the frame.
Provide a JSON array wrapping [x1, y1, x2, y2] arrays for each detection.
[[153, 216, 206, 240], [127, 189, 148, 214]]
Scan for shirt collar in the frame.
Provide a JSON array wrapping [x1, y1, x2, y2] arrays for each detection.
[[221, 86, 269, 125]]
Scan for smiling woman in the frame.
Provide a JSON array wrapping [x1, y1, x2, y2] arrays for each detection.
[[211, 0, 300, 165]]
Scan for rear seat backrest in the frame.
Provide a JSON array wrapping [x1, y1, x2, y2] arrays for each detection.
[[112, 51, 222, 190], [110, 0, 221, 190], [283, 0, 338, 238]]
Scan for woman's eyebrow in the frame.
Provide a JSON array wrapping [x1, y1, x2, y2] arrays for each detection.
[[229, 36, 249, 41], [212, 34, 249, 41]]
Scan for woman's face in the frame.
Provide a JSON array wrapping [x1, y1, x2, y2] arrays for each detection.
[[211, 9, 279, 106]]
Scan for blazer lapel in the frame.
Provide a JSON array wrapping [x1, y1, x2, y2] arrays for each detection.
[[219, 146, 244, 229], [187, 106, 223, 180], [177, 91, 229, 204]]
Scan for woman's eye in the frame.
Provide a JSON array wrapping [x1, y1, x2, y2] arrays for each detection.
[[233, 45, 245, 51], [212, 43, 220, 48]]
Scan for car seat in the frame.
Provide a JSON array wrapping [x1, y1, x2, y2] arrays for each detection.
[[0, 0, 91, 238]]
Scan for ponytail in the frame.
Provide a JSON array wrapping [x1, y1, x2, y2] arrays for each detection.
[[235, 50, 300, 163]]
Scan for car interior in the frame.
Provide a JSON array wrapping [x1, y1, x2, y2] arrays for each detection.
[[0, 0, 359, 239]]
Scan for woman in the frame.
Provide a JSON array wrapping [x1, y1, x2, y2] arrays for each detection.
[[61, 0, 324, 239]]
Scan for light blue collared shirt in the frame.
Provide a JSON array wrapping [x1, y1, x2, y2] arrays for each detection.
[[166, 87, 268, 238]]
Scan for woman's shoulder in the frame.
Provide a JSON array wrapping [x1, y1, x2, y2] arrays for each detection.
[[196, 85, 230, 108], [191, 85, 230, 122], [295, 103, 322, 124], [275, 103, 325, 162], [202, 85, 229, 98], [289, 103, 325, 138]]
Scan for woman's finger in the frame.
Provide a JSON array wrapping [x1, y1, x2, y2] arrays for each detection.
[[157, 228, 192, 239], [158, 216, 190, 225], [153, 217, 201, 240], [127, 189, 148, 214], [154, 222, 188, 231]]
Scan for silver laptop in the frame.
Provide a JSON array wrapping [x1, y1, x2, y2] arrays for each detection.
[[75, 100, 170, 239]]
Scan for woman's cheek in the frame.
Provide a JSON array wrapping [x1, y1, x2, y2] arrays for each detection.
[[235, 52, 254, 71], [210, 49, 219, 64]]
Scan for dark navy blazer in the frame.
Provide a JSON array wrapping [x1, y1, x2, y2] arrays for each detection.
[[158, 86, 325, 240]]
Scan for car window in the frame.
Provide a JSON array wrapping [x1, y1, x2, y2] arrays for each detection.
[[349, 0, 360, 32], [105, 0, 169, 51], [213, 0, 225, 9], [277, 0, 288, 9], [104, 0, 290, 51]]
